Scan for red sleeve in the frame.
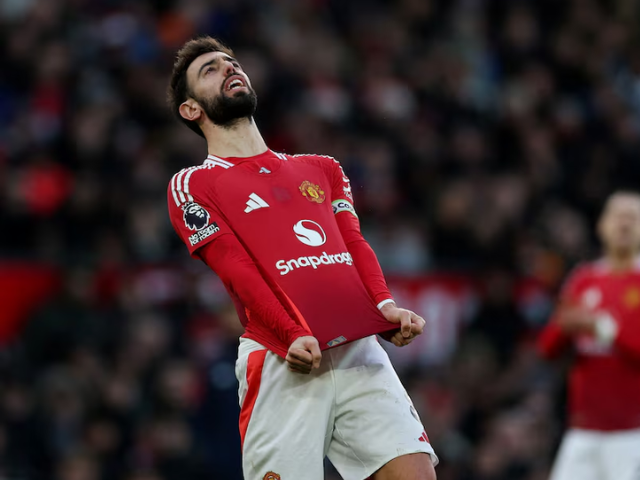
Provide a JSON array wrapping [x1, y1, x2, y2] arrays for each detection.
[[537, 322, 571, 359], [198, 235, 310, 349], [536, 266, 585, 359], [168, 169, 309, 351], [328, 159, 393, 308], [167, 169, 230, 258], [613, 315, 640, 364]]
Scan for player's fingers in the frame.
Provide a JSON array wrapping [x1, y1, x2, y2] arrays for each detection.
[[311, 348, 322, 369], [286, 354, 311, 369], [393, 331, 410, 347], [403, 336, 416, 345], [286, 354, 312, 373], [402, 329, 420, 345], [411, 314, 425, 335], [304, 338, 323, 369], [288, 348, 313, 365], [288, 364, 311, 374], [401, 310, 412, 338]]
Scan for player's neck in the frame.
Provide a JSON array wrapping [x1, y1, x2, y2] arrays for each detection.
[[606, 251, 638, 272], [204, 117, 268, 159]]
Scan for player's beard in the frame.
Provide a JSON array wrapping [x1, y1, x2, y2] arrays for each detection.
[[199, 87, 258, 129]]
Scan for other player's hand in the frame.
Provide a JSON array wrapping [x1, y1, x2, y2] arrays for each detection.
[[380, 303, 425, 347], [555, 304, 596, 334], [286, 336, 322, 374]]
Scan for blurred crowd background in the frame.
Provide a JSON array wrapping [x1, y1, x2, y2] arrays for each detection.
[[1, 0, 639, 479]]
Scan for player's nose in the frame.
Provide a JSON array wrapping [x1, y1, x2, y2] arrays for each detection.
[[223, 61, 236, 77]]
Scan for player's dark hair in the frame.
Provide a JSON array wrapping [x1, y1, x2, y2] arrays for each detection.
[[168, 36, 235, 138], [611, 190, 640, 199], [607, 190, 640, 204], [601, 190, 640, 215]]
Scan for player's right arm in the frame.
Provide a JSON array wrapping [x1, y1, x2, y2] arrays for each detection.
[[167, 171, 320, 373], [537, 321, 571, 359], [197, 239, 321, 373]]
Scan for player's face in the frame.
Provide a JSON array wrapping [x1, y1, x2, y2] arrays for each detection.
[[598, 195, 640, 255], [186, 51, 257, 127]]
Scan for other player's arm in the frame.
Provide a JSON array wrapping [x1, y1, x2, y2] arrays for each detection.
[[328, 161, 425, 347], [537, 318, 572, 359], [537, 267, 585, 359], [609, 316, 640, 364], [548, 280, 640, 363], [542, 302, 640, 363]]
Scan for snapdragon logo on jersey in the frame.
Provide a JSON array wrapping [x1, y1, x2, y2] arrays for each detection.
[[276, 251, 353, 276], [183, 202, 219, 246], [293, 220, 326, 246], [276, 219, 352, 275]]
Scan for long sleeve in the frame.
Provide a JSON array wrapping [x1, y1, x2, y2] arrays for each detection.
[[335, 211, 393, 307], [536, 265, 586, 359], [198, 235, 310, 349], [168, 168, 309, 353], [328, 159, 393, 308], [613, 316, 640, 364], [537, 320, 571, 359]]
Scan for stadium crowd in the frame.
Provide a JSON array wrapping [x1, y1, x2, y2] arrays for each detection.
[[1, 0, 639, 479]]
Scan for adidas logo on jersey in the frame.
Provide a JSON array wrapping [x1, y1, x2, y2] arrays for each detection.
[[245, 193, 269, 213]]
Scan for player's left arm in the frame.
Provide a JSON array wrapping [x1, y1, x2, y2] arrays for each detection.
[[327, 159, 425, 346], [612, 319, 640, 363], [587, 308, 640, 363]]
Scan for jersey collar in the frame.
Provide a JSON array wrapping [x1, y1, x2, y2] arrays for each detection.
[[593, 256, 640, 274], [203, 155, 236, 168], [203, 149, 281, 166]]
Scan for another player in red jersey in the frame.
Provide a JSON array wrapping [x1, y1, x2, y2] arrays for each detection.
[[538, 192, 640, 480], [166, 37, 437, 480]]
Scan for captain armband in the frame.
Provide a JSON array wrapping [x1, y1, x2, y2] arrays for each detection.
[[332, 199, 358, 218]]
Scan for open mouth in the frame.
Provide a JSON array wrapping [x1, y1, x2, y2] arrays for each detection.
[[224, 75, 247, 92]]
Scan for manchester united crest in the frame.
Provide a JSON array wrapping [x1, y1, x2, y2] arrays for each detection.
[[263, 472, 281, 480], [299, 181, 325, 204], [624, 287, 640, 309]]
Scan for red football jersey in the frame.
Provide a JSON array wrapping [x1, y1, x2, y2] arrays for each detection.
[[168, 150, 396, 356], [538, 260, 640, 431]]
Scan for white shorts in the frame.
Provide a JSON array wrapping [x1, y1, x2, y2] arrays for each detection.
[[235, 335, 438, 480], [550, 428, 640, 480]]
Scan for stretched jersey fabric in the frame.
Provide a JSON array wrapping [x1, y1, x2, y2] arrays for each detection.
[[537, 260, 640, 431], [168, 150, 396, 357]]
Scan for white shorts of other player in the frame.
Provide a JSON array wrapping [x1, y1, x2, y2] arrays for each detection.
[[235, 335, 438, 480], [550, 428, 640, 480]]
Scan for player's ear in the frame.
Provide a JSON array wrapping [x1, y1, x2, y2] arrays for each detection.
[[179, 99, 202, 123]]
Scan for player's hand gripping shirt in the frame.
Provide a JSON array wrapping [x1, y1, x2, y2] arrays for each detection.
[[537, 260, 640, 431], [168, 150, 396, 357]]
